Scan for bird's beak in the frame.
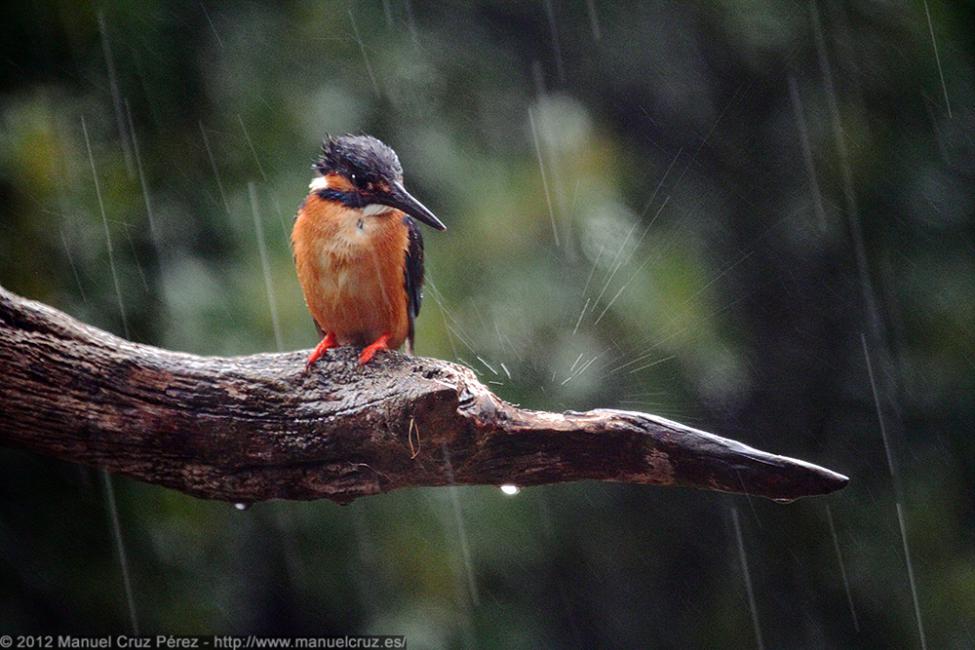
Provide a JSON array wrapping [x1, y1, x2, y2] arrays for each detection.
[[377, 181, 447, 231]]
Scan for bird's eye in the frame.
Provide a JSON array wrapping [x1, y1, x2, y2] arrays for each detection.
[[349, 172, 367, 189]]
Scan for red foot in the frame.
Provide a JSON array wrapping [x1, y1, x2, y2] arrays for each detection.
[[306, 332, 338, 368], [358, 333, 391, 365]]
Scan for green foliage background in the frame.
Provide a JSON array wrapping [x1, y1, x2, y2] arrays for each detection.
[[1, 1, 973, 647]]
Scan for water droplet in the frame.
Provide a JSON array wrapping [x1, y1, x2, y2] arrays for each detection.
[[772, 497, 796, 505], [500, 484, 520, 496], [234, 502, 251, 511]]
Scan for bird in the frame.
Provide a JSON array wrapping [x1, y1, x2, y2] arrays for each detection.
[[292, 134, 446, 367]]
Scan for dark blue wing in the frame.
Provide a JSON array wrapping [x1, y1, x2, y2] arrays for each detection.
[[404, 216, 425, 353]]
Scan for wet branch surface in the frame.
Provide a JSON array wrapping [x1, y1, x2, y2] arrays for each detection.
[[0, 286, 848, 504]]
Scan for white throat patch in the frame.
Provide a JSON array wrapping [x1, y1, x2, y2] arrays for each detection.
[[362, 203, 393, 216]]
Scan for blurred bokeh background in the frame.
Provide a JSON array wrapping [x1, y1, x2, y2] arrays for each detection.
[[1, 0, 973, 647]]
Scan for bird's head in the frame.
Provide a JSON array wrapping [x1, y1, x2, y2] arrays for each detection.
[[309, 134, 446, 231]]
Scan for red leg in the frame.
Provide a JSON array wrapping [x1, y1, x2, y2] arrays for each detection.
[[358, 333, 391, 365], [306, 332, 338, 368]]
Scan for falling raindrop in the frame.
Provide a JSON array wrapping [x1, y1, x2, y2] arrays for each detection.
[[100, 471, 139, 634], [441, 444, 479, 606], [500, 484, 520, 496], [234, 502, 251, 511], [248, 182, 284, 351], [921, 0, 952, 118], [731, 507, 765, 650], [96, 11, 134, 177], [82, 115, 130, 339], [825, 505, 860, 631], [348, 8, 381, 99], [528, 106, 560, 248], [199, 120, 231, 216]]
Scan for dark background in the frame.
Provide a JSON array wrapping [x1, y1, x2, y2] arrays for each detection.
[[1, 1, 973, 647]]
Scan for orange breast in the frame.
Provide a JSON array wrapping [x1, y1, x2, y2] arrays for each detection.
[[292, 195, 410, 349]]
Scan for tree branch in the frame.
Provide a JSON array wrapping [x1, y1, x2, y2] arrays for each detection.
[[0, 286, 847, 504]]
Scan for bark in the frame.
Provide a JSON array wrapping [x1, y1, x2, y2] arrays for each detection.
[[0, 286, 848, 504]]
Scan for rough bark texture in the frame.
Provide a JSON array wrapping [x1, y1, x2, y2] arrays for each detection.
[[0, 286, 848, 504]]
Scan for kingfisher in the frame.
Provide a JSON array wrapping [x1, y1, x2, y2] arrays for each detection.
[[292, 134, 446, 367]]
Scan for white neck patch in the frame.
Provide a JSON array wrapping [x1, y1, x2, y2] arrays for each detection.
[[308, 176, 330, 191]]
